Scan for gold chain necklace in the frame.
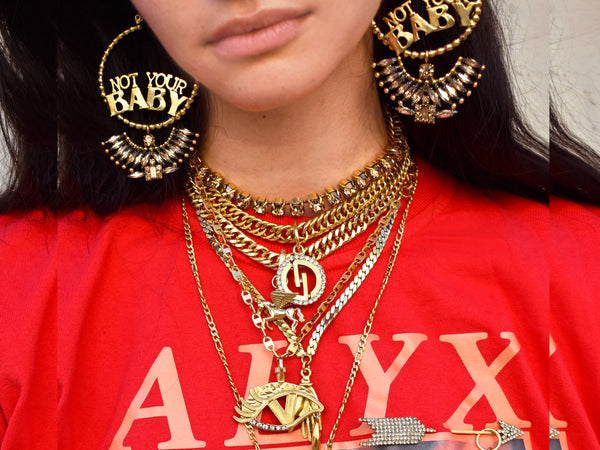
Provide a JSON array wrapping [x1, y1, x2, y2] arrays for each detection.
[[192, 182, 398, 357], [188, 148, 409, 269], [182, 160, 417, 449], [188, 155, 417, 346], [187, 113, 407, 246], [193, 147, 403, 217], [190, 111, 406, 218], [187, 112, 409, 311]]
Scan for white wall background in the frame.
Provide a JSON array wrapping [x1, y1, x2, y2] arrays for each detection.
[[501, 0, 599, 148], [550, 0, 600, 147], [1, 1, 599, 185], [500, 0, 549, 139]]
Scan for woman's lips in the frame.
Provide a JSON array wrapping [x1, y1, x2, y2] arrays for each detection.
[[207, 9, 311, 59]]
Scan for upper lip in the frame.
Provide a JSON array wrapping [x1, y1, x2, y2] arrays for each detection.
[[207, 8, 310, 43]]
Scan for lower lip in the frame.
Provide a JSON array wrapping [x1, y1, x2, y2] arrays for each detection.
[[211, 15, 308, 59]]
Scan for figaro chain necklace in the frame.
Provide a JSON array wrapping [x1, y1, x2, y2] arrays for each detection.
[[182, 158, 417, 449]]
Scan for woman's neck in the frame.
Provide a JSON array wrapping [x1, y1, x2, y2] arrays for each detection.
[[200, 36, 387, 199]]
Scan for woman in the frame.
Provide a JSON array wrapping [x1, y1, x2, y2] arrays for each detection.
[[1, 0, 598, 449]]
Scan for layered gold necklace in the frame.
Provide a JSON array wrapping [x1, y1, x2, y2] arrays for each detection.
[[184, 112, 418, 449]]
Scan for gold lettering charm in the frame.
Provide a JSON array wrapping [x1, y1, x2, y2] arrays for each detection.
[[98, 16, 200, 179], [275, 253, 326, 305], [379, 0, 482, 56]]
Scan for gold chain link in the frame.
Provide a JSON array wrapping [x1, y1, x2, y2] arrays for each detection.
[[182, 203, 262, 449], [194, 149, 404, 244]]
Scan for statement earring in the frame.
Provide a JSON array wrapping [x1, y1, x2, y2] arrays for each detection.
[[372, 1, 485, 123], [98, 15, 200, 180]]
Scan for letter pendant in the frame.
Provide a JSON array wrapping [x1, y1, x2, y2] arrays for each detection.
[[275, 253, 326, 305]]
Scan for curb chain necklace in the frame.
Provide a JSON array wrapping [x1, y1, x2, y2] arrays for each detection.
[[192, 155, 406, 269], [183, 155, 417, 449], [193, 146, 404, 217], [188, 150, 412, 343], [188, 113, 408, 284], [190, 110, 406, 218]]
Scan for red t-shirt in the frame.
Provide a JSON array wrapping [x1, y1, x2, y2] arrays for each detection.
[[1, 159, 598, 449], [0, 211, 57, 449]]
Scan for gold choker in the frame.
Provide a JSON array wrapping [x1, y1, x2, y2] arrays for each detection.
[[189, 112, 408, 217], [192, 146, 405, 217]]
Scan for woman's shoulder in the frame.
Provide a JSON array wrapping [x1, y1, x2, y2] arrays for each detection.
[[57, 199, 186, 273], [412, 158, 549, 238], [0, 210, 56, 265], [58, 198, 184, 239]]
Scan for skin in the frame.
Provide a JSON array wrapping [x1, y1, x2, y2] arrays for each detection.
[[131, 0, 387, 199]]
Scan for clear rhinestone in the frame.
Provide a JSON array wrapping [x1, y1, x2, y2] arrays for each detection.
[[271, 198, 285, 216], [366, 161, 382, 179], [325, 187, 341, 205], [236, 192, 251, 209], [143, 134, 155, 147], [353, 170, 369, 188], [449, 78, 467, 93], [445, 84, 458, 99], [289, 197, 304, 216], [253, 197, 268, 214], [436, 85, 451, 103], [220, 182, 236, 200], [456, 72, 472, 84], [340, 179, 357, 197], [458, 63, 476, 76], [307, 193, 324, 213]]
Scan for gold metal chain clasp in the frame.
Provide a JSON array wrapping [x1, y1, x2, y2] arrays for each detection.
[[452, 428, 502, 450], [451, 420, 524, 450]]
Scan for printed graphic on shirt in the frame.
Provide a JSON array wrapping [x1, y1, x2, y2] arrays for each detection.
[[110, 332, 567, 450]]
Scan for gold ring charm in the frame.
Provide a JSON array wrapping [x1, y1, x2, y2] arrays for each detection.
[[98, 15, 200, 180], [275, 253, 326, 305]]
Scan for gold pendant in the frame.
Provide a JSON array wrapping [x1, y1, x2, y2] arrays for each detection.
[[275, 253, 326, 305], [258, 291, 305, 331], [234, 364, 323, 449]]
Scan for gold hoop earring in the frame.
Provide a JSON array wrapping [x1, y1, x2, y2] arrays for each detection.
[[372, 1, 485, 124], [98, 15, 200, 180]]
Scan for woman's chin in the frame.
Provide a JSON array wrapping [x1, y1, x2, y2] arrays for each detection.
[[211, 79, 324, 113]]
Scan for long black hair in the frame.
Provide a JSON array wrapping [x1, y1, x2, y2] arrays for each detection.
[[1, 0, 599, 214], [0, 0, 57, 212]]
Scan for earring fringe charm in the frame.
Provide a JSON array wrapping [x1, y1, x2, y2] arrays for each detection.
[[372, 55, 484, 123]]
